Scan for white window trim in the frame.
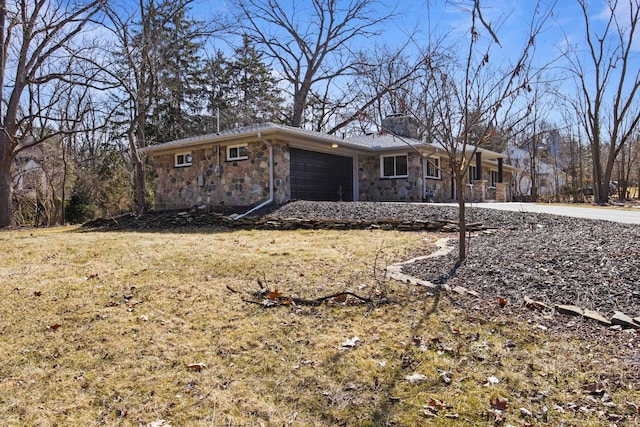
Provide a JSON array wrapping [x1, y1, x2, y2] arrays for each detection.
[[380, 154, 409, 178], [425, 156, 441, 179], [174, 152, 193, 167], [226, 143, 249, 161]]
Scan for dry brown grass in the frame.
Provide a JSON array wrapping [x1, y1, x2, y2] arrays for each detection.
[[0, 226, 637, 426]]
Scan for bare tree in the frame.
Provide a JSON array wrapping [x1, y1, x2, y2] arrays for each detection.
[[328, 44, 435, 136], [232, 0, 397, 129], [402, 0, 554, 261], [99, 0, 211, 214], [0, 0, 105, 227], [565, 0, 640, 205]]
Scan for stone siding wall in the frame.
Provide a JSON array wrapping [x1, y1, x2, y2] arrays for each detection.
[[151, 139, 515, 210], [495, 182, 508, 202], [358, 152, 423, 202], [152, 141, 290, 210], [381, 115, 420, 139]]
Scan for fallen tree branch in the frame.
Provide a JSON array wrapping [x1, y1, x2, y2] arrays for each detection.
[[227, 282, 392, 308]]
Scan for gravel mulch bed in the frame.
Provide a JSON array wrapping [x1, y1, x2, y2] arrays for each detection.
[[268, 201, 640, 330]]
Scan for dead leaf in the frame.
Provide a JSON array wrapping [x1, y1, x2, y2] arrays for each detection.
[[584, 383, 606, 395], [520, 407, 533, 417], [439, 370, 452, 384], [428, 398, 448, 410], [422, 408, 437, 417], [333, 293, 347, 303], [524, 296, 550, 310], [186, 362, 207, 372], [267, 288, 281, 300], [405, 373, 428, 384], [484, 376, 500, 386], [490, 396, 509, 411], [485, 408, 505, 423], [340, 336, 361, 349]]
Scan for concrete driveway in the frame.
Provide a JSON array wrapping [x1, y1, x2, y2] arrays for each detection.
[[460, 202, 640, 225]]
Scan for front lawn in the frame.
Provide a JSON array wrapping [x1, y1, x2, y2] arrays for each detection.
[[0, 227, 636, 426]]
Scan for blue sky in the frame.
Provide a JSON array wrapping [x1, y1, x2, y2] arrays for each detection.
[[188, 0, 640, 88], [187, 0, 640, 129], [189, 0, 623, 60]]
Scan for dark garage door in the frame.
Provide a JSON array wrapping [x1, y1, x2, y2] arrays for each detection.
[[290, 148, 353, 201]]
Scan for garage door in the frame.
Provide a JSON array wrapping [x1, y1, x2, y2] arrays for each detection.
[[290, 148, 353, 201]]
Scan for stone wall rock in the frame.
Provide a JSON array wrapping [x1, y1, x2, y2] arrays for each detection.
[[151, 141, 290, 210]]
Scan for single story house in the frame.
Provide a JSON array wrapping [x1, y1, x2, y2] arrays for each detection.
[[141, 115, 518, 212]]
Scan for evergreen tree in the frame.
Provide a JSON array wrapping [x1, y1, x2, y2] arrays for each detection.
[[148, 4, 207, 142], [103, 0, 210, 213], [227, 36, 285, 127], [202, 37, 285, 132], [202, 50, 233, 132]]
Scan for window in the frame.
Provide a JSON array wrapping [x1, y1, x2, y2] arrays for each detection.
[[381, 155, 408, 178], [467, 165, 477, 184], [227, 144, 249, 161], [490, 170, 499, 187], [425, 157, 441, 179], [175, 152, 193, 167]]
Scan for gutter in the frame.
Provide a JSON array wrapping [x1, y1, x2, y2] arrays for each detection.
[[233, 133, 274, 219]]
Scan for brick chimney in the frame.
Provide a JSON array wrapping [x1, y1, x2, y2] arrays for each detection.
[[381, 114, 420, 139]]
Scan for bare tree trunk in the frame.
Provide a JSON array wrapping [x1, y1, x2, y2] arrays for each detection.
[[0, 0, 10, 227], [571, 0, 640, 206], [0, 140, 13, 227], [592, 140, 605, 204], [291, 82, 311, 128], [127, 126, 146, 215], [456, 173, 466, 261], [619, 145, 626, 200], [60, 138, 68, 224]]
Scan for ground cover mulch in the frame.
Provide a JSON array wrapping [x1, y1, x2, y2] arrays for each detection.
[[267, 201, 640, 363]]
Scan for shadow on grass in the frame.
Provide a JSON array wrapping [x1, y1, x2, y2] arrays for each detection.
[[368, 260, 463, 426]]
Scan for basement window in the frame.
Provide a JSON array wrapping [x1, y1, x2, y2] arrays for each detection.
[[381, 154, 408, 178], [175, 152, 193, 167], [227, 144, 249, 161]]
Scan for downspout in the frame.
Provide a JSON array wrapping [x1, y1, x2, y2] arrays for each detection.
[[234, 132, 273, 219]]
